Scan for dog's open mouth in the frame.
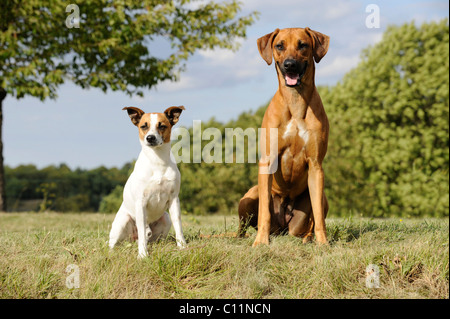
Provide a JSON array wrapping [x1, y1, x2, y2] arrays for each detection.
[[285, 73, 300, 86]]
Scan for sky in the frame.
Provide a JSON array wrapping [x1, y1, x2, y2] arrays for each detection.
[[3, 0, 449, 169]]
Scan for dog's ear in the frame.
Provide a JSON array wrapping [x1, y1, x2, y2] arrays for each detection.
[[164, 106, 185, 126], [122, 107, 145, 126], [305, 27, 330, 63], [257, 29, 280, 65]]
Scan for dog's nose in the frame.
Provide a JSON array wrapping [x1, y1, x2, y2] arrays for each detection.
[[283, 59, 297, 71], [146, 135, 156, 144]]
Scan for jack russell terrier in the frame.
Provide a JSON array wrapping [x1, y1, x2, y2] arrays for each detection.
[[108, 106, 187, 258]]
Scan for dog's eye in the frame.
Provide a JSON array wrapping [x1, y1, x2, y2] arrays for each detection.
[[298, 42, 309, 50], [158, 124, 167, 130], [275, 43, 284, 50], [140, 123, 148, 130]]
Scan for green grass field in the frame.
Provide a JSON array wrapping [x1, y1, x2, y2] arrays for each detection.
[[0, 212, 448, 299]]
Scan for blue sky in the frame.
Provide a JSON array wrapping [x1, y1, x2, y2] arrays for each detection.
[[3, 0, 449, 169]]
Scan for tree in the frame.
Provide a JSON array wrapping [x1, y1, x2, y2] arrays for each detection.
[[322, 19, 449, 217], [0, 0, 257, 211]]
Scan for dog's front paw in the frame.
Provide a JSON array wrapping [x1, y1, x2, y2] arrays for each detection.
[[177, 240, 187, 249], [315, 231, 328, 245], [137, 250, 148, 259], [252, 234, 270, 247], [138, 245, 148, 259]]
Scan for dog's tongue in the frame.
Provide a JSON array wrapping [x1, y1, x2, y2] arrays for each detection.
[[285, 73, 299, 86]]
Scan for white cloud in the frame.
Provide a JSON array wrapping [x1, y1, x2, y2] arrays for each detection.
[[198, 48, 237, 64], [157, 75, 200, 93], [317, 55, 360, 78], [198, 40, 264, 78], [151, 36, 265, 93]]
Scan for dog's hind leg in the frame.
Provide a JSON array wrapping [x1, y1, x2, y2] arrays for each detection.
[[238, 186, 259, 237], [148, 212, 172, 243], [109, 204, 135, 249], [288, 190, 328, 243], [287, 190, 312, 241]]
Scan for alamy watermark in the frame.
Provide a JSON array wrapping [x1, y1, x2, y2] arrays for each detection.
[[365, 4, 380, 29], [365, 264, 380, 288], [66, 4, 80, 28], [171, 122, 279, 174], [65, 264, 80, 289]]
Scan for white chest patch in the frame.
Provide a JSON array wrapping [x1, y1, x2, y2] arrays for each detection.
[[297, 122, 309, 144], [283, 120, 296, 139], [142, 172, 177, 222], [283, 119, 309, 144]]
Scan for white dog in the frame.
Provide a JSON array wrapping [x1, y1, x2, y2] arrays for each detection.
[[108, 106, 187, 258]]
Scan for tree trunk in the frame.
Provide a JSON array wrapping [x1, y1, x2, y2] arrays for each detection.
[[0, 88, 6, 212]]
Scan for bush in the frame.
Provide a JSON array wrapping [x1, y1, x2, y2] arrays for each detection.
[[98, 185, 123, 214]]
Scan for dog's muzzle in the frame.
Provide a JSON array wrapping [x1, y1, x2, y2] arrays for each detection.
[[146, 134, 160, 146], [279, 59, 308, 87]]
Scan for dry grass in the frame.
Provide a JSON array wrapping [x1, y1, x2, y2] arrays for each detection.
[[0, 212, 448, 299]]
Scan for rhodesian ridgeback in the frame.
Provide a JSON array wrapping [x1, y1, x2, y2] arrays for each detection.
[[238, 27, 330, 246]]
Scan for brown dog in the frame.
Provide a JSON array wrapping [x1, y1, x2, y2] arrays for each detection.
[[238, 27, 330, 246]]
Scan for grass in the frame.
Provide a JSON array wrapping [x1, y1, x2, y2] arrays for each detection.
[[0, 212, 448, 299]]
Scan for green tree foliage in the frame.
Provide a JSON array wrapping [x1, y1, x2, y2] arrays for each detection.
[[0, 0, 257, 211], [322, 19, 449, 217], [99, 185, 124, 214], [5, 163, 130, 212]]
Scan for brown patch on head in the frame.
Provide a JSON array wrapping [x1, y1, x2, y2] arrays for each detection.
[[137, 113, 151, 142], [134, 113, 172, 144], [153, 113, 172, 143]]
